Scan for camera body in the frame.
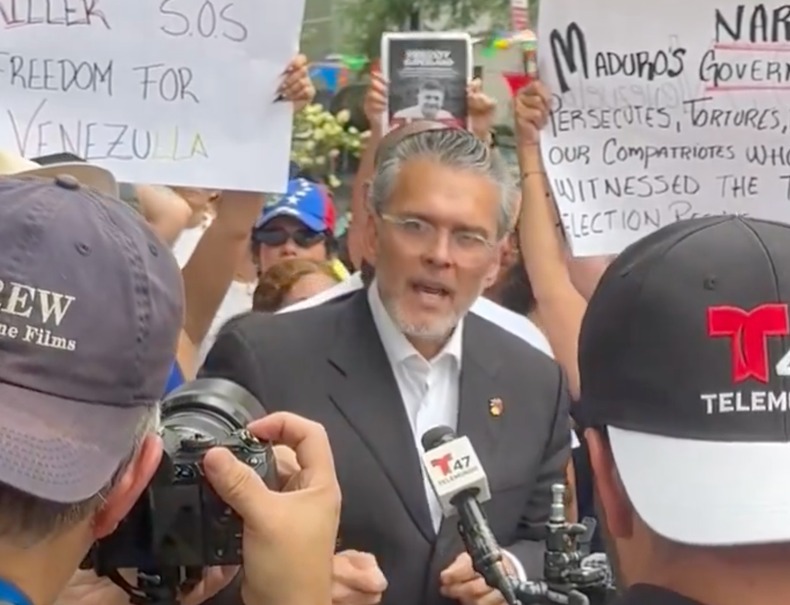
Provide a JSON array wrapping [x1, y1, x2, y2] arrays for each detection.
[[84, 378, 275, 573]]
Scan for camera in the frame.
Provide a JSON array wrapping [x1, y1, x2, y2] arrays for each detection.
[[83, 378, 276, 580]]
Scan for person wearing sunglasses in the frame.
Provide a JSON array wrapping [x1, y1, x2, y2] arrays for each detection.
[[252, 178, 346, 278]]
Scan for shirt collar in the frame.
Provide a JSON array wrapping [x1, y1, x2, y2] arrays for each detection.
[[367, 278, 463, 368]]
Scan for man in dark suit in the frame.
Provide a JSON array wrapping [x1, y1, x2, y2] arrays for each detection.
[[201, 126, 571, 605]]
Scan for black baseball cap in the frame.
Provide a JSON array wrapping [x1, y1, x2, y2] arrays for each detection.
[[579, 216, 790, 546]]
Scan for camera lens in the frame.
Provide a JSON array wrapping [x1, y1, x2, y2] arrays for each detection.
[[160, 378, 265, 442]]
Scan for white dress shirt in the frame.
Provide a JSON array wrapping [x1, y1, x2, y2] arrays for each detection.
[[367, 280, 527, 580]]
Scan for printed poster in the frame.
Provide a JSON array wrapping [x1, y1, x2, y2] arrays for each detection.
[[538, 0, 790, 256], [382, 32, 472, 133]]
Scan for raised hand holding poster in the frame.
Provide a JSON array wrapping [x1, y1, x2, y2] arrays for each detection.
[[382, 32, 472, 133]]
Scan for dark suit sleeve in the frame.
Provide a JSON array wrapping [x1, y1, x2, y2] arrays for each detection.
[[199, 316, 267, 409], [504, 366, 572, 578]]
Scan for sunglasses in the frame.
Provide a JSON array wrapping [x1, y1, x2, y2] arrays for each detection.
[[255, 228, 326, 248]]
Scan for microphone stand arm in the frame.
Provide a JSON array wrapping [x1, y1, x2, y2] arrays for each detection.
[[513, 580, 591, 605], [483, 484, 611, 605]]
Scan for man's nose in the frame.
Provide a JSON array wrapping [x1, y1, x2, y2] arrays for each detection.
[[423, 231, 452, 267]]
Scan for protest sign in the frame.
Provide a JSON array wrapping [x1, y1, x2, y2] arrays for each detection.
[[0, 0, 305, 192], [382, 32, 472, 133], [538, 0, 790, 256]]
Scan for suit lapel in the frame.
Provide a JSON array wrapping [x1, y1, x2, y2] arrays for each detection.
[[457, 315, 505, 488], [327, 291, 435, 542], [434, 316, 505, 551]]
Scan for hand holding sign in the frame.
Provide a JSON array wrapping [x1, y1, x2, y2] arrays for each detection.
[[514, 81, 550, 145], [364, 72, 388, 135], [277, 54, 316, 112], [467, 78, 497, 141]]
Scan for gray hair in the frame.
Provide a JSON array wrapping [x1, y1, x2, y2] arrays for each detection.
[[0, 404, 161, 546], [369, 129, 517, 239]]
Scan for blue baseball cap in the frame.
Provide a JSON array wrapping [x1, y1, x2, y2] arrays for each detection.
[[254, 178, 336, 234], [0, 174, 183, 503]]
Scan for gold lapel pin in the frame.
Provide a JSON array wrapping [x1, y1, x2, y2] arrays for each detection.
[[488, 397, 504, 417]]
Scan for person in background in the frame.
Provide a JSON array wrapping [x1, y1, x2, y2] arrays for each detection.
[[171, 187, 222, 266], [488, 248, 538, 323], [483, 227, 532, 308], [253, 258, 342, 313], [177, 54, 317, 373], [513, 78, 621, 552], [252, 177, 341, 275], [193, 177, 347, 363], [128, 184, 194, 245]]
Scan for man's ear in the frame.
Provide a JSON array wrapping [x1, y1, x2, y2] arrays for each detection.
[[91, 434, 163, 539], [585, 428, 634, 539], [482, 242, 503, 289]]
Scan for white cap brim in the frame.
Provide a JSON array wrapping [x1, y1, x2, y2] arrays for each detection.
[[610, 426, 790, 546], [15, 163, 118, 197]]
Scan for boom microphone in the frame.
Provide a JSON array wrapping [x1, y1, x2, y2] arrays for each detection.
[[421, 426, 520, 605]]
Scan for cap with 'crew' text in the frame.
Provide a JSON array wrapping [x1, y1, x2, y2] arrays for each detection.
[[579, 215, 790, 546], [0, 175, 183, 504]]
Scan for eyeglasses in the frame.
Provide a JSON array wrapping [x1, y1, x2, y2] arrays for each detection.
[[378, 213, 496, 264], [254, 228, 326, 249]]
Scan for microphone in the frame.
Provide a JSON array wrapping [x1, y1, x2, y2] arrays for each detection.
[[421, 426, 520, 605]]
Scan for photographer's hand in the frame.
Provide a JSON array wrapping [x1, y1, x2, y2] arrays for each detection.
[[203, 412, 341, 605]]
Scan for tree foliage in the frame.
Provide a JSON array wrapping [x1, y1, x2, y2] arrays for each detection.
[[291, 105, 366, 188], [342, 0, 511, 59]]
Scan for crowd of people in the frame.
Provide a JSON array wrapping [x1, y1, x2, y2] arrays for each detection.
[[0, 28, 788, 605]]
